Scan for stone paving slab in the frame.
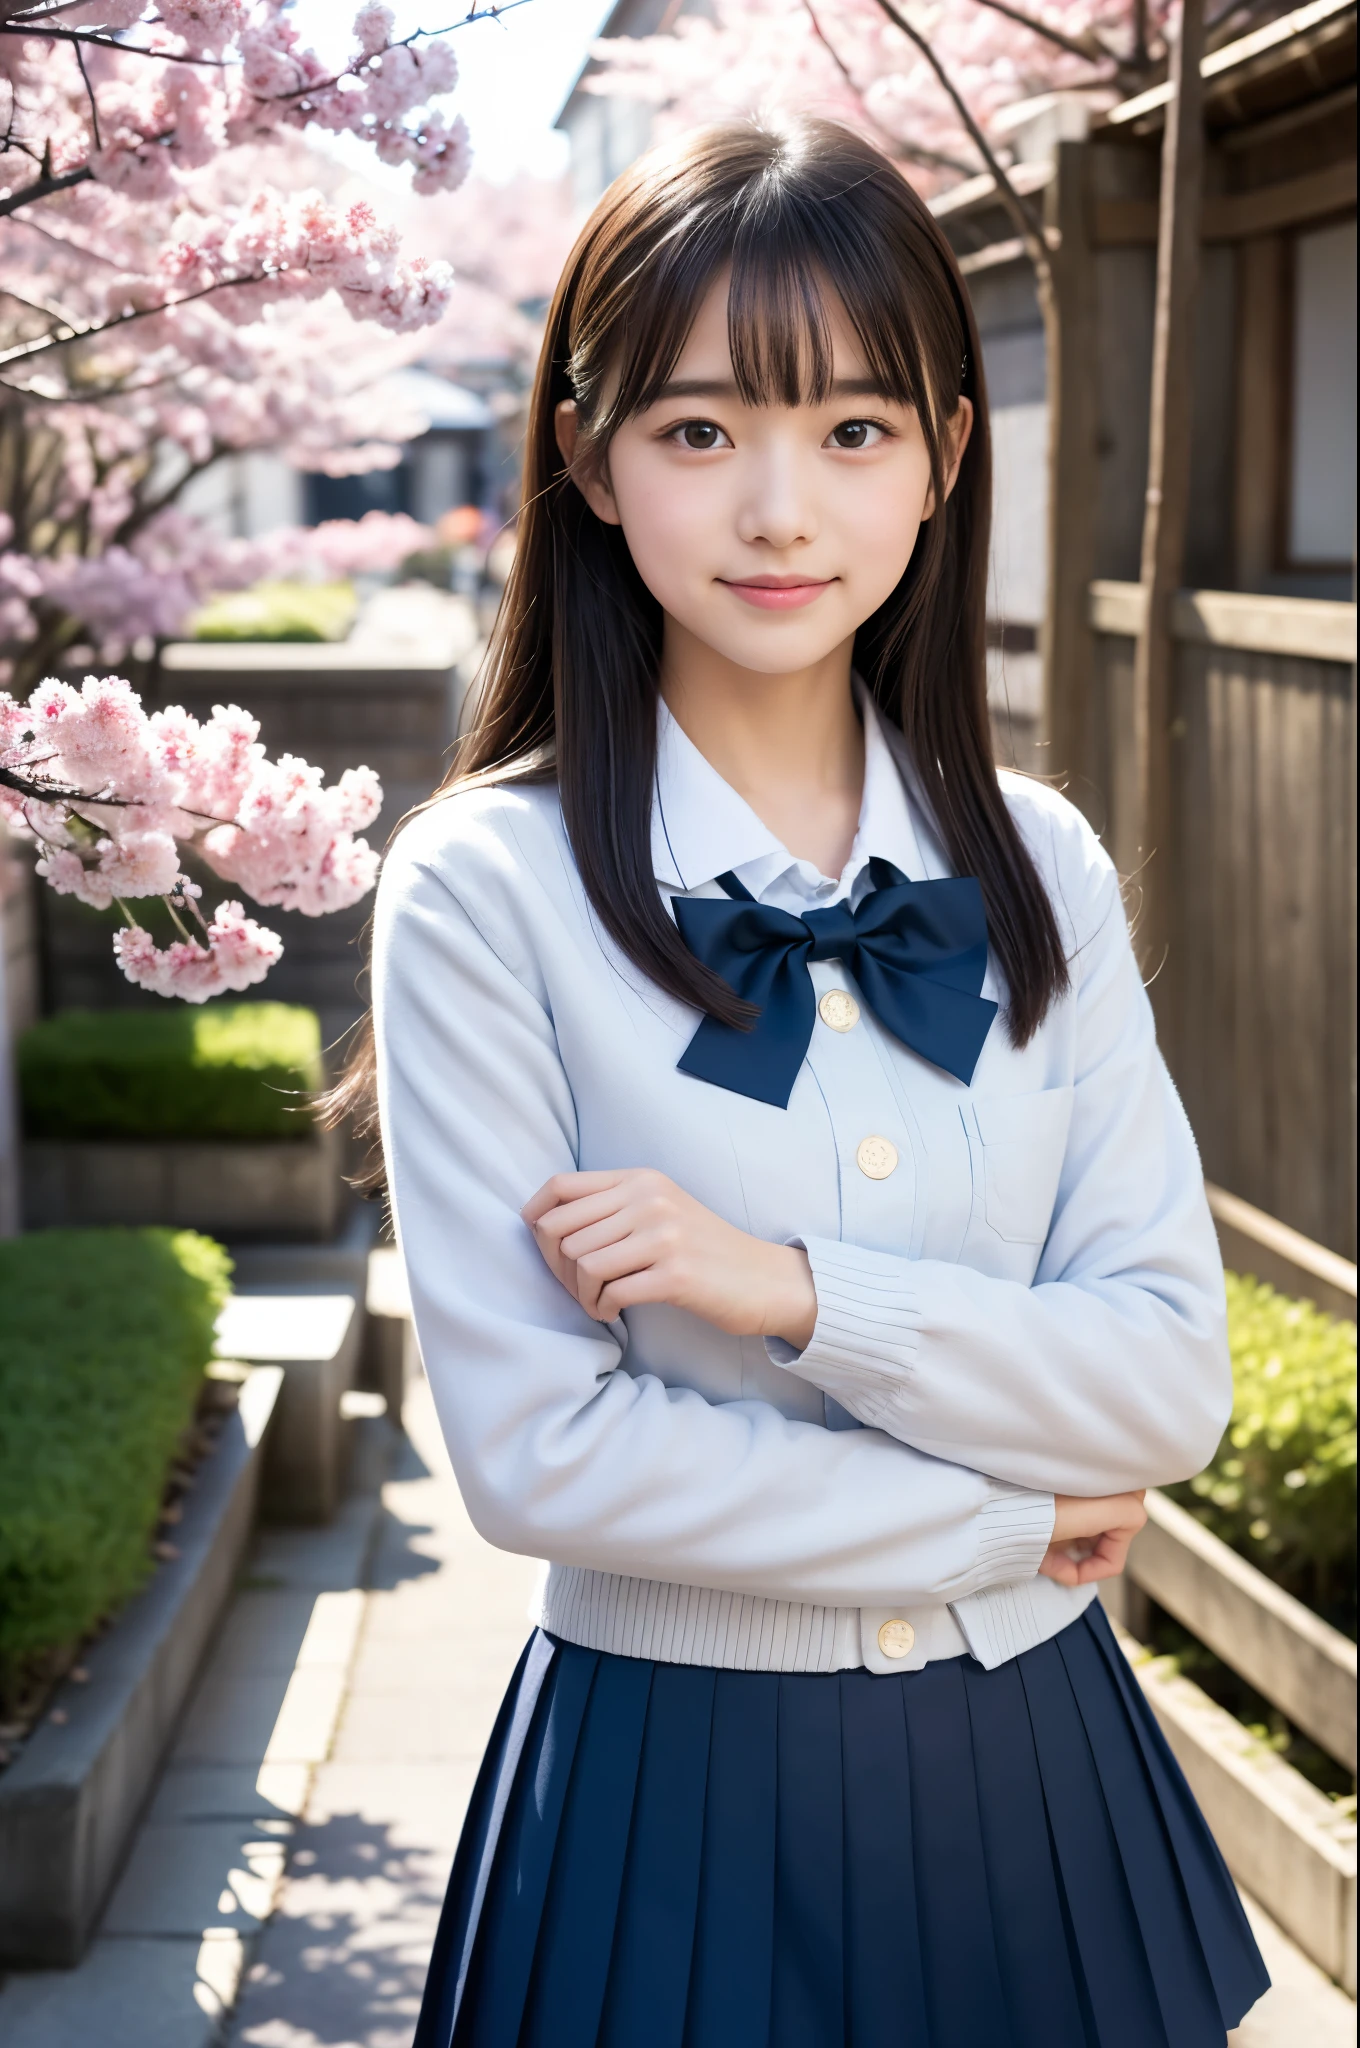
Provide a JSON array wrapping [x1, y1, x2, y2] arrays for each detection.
[[102, 1820, 288, 1938], [0, 1931, 245, 2048]]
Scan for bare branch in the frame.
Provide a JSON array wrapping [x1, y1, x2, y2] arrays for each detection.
[[0, 161, 93, 216], [867, 0, 1053, 293], [0, 270, 272, 368], [969, 0, 1110, 63], [72, 33, 100, 151], [800, 0, 976, 177]]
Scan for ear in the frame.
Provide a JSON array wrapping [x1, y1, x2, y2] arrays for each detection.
[[920, 397, 975, 521], [555, 398, 622, 527]]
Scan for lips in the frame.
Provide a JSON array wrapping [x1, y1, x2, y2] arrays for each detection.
[[719, 576, 835, 611]]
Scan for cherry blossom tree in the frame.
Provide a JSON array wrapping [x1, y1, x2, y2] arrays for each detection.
[[0, 2, 519, 689], [583, 1, 1180, 196]]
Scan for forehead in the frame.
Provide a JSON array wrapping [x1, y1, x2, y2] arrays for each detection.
[[663, 267, 878, 393]]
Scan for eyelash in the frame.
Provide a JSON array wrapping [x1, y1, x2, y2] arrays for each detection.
[[663, 417, 896, 451]]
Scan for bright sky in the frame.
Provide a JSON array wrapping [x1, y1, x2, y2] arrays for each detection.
[[288, 0, 617, 182]]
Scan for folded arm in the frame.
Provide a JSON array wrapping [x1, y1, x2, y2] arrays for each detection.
[[778, 851, 1232, 1497], [373, 827, 1056, 1611]]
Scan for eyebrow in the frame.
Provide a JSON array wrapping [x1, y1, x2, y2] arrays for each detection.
[[651, 376, 894, 403]]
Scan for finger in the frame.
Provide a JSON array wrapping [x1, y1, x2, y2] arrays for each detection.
[[533, 1188, 632, 1246], [1037, 1547, 1080, 1587], [574, 1238, 656, 1311], [559, 1209, 648, 1260], [594, 1266, 677, 1321], [521, 1170, 630, 1225]]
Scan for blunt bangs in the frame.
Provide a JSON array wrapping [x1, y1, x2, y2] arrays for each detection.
[[566, 125, 967, 454]]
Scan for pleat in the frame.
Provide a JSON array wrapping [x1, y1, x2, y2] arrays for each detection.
[[1084, 1605, 1271, 2029], [462, 1639, 599, 2048], [960, 1654, 1092, 2048], [902, 1658, 1015, 2048], [415, 1632, 554, 2048], [683, 1671, 778, 2048], [839, 1668, 929, 2048], [1056, 1613, 1229, 2045], [1019, 1635, 1170, 2048], [600, 1663, 716, 2048], [519, 1649, 654, 2048], [771, 1670, 845, 2048]]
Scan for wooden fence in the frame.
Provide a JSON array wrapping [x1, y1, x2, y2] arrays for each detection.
[[1088, 584, 1357, 1259]]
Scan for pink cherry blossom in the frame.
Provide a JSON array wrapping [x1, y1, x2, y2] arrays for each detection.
[[113, 900, 283, 1001], [2, 671, 382, 996]]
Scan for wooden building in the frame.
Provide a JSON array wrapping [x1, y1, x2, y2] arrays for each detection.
[[939, 1, 1357, 1258]]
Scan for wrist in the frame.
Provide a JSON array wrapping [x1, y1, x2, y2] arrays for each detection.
[[762, 1243, 817, 1350]]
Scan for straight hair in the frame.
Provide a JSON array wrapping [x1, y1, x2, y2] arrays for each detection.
[[330, 114, 1069, 1181]]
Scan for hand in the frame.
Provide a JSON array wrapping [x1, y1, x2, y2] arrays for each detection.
[[522, 1168, 819, 1347], [1038, 1491, 1147, 1586]]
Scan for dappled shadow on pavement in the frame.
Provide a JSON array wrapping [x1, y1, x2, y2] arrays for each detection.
[[228, 1805, 455, 2048]]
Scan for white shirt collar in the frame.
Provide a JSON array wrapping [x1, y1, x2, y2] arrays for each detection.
[[650, 686, 944, 906]]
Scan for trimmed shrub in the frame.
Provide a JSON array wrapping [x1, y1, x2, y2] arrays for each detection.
[[1168, 1273, 1357, 1627], [191, 578, 357, 642], [19, 1002, 323, 1142], [0, 1228, 232, 1697]]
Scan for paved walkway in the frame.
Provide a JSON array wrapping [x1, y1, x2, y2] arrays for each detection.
[[0, 1376, 1351, 2046]]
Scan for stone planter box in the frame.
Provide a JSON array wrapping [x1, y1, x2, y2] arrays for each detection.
[[216, 1292, 363, 1523], [0, 1366, 282, 1969], [21, 1124, 342, 1241]]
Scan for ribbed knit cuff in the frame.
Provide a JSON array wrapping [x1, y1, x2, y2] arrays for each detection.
[[765, 1236, 923, 1428], [974, 1484, 1055, 1586]]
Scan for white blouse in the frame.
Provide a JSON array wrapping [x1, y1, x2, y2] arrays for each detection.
[[373, 696, 1231, 1675]]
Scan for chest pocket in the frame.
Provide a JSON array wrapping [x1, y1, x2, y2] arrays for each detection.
[[971, 1087, 1075, 1245]]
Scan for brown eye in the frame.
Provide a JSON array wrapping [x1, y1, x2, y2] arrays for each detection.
[[829, 420, 877, 449], [675, 420, 726, 450]]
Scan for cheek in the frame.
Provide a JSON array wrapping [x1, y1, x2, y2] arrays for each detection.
[[610, 467, 715, 599], [828, 466, 927, 603]]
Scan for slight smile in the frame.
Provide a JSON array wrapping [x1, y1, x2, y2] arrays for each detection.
[[718, 574, 836, 611]]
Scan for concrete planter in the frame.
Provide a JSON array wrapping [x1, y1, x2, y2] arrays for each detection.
[[21, 1124, 342, 1241], [0, 1366, 281, 1969], [216, 1292, 363, 1523]]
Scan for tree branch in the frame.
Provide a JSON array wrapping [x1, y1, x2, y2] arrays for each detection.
[[0, 161, 93, 216], [968, 0, 1126, 70], [867, 0, 1053, 293], [0, 270, 271, 368], [800, 0, 976, 177]]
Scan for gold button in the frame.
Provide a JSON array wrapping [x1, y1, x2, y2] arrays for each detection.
[[856, 1135, 899, 1180], [818, 988, 861, 1033], [878, 1619, 916, 1659]]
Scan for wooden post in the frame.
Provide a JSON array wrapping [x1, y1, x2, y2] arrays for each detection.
[[1132, 0, 1206, 996], [1042, 139, 1101, 816]]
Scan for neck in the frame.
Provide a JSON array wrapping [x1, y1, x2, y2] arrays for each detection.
[[659, 620, 866, 879]]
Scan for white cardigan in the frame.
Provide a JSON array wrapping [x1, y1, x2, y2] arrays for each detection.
[[373, 698, 1231, 1675]]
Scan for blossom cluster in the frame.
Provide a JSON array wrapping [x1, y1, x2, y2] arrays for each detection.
[[3, 4, 473, 210], [0, 672, 382, 1001], [0, 508, 430, 679]]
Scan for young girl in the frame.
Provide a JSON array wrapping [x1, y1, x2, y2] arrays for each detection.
[[366, 116, 1268, 2047]]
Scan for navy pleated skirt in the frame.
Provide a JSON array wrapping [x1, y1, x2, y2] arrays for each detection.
[[414, 1602, 1268, 2048]]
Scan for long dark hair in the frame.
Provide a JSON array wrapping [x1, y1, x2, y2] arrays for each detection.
[[331, 114, 1068, 1178]]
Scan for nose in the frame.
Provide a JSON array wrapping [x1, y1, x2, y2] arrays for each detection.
[[734, 433, 819, 552]]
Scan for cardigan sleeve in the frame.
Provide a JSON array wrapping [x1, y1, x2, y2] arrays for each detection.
[[372, 813, 1055, 1611], [774, 833, 1233, 1499]]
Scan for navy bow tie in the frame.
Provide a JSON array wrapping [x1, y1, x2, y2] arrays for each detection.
[[672, 857, 997, 1108]]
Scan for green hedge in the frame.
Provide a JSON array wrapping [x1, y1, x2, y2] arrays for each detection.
[[1168, 1272, 1357, 1627], [19, 1002, 323, 1141], [0, 1228, 232, 1698], [191, 578, 357, 642]]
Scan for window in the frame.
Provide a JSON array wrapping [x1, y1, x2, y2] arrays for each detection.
[[1288, 217, 1357, 567]]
